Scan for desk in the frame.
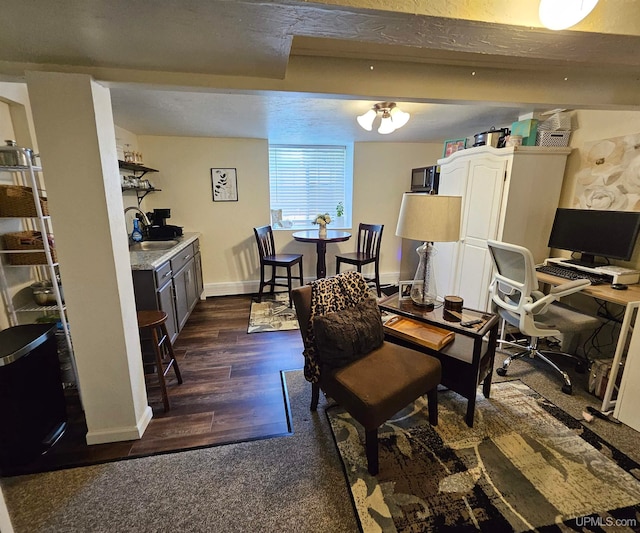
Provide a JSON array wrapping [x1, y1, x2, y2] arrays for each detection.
[[537, 271, 640, 306], [537, 271, 640, 419], [292, 230, 351, 279], [379, 294, 499, 427]]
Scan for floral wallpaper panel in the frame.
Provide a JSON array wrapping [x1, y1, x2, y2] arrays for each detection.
[[574, 132, 640, 211]]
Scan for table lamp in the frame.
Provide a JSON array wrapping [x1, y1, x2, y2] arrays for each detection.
[[395, 193, 462, 309]]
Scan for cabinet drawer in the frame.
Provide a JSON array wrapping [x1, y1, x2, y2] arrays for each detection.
[[171, 244, 194, 273], [155, 261, 173, 287]]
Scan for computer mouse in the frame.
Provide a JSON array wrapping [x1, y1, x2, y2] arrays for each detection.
[[611, 283, 628, 290]]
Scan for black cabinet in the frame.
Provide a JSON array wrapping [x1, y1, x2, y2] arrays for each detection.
[[0, 324, 67, 472]]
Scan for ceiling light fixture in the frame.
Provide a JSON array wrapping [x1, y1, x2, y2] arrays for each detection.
[[357, 102, 410, 134], [539, 0, 598, 30]]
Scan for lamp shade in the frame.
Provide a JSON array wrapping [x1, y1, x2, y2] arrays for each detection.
[[390, 107, 410, 129], [378, 115, 396, 134], [356, 109, 376, 131], [395, 194, 462, 242], [357, 102, 410, 133]]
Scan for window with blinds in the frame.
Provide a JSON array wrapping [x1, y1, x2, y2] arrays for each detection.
[[269, 145, 352, 229]]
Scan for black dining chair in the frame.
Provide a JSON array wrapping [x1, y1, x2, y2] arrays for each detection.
[[253, 225, 304, 307], [335, 223, 384, 296]]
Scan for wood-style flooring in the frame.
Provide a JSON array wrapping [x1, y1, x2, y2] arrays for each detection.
[[3, 295, 304, 476]]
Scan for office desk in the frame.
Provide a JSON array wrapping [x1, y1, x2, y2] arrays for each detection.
[[536, 271, 640, 305], [537, 271, 640, 419], [292, 230, 351, 279]]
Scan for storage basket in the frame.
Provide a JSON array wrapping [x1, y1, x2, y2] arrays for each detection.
[[536, 130, 571, 147], [2, 231, 56, 265], [0, 185, 49, 217], [538, 112, 572, 132]]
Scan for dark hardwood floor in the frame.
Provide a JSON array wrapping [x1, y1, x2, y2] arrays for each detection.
[[3, 295, 304, 476]]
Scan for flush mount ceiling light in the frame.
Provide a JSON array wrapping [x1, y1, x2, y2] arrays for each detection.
[[539, 0, 599, 30], [357, 102, 410, 134]]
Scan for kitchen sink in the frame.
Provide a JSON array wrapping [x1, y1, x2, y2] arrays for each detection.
[[129, 240, 179, 251]]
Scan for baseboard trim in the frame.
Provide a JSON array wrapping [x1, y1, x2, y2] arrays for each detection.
[[202, 272, 400, 298], [86, 405, 153, 445]]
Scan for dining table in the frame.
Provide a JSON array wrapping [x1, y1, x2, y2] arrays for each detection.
[[292, 230, 351, 279]]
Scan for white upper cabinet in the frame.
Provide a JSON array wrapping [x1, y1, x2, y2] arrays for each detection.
[[434, 146, 571, 311]]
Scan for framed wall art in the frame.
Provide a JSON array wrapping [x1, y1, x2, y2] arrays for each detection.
[[573, 132, 640, 210], [442, 138, 467, 158], [211, 168, 238, 202]]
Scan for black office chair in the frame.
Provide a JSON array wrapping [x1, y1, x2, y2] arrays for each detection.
[[335, 223, 384, 297], [253, 225, 303, 307]]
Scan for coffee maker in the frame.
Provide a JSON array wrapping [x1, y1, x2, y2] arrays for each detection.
[[146, 208, 184, 240]]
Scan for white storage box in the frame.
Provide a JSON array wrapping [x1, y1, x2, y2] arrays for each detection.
[[536, 130, 571, 147], [538, 112, 572, 131]]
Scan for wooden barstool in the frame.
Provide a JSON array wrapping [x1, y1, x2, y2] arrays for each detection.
[[137, 310, 183, 412]]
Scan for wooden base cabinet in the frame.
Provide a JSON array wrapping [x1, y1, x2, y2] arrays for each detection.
[[434, 146, 571, 311], [132, 238, 202, 344]]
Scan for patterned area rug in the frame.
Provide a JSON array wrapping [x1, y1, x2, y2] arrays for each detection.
[[327, 380, 640, 532], [248, 292, 299, 333]]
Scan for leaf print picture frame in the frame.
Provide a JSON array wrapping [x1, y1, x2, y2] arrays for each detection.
[[211, 168, 238, 202]]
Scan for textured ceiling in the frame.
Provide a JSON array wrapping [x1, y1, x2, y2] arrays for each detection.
[[109, 89, 536, 144], [1, 0, 637, 143]]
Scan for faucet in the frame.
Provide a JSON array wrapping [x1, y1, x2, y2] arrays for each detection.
[[124, 206, 152, 235]]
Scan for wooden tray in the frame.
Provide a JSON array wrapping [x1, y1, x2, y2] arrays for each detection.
[[383, 315, 455, 351]]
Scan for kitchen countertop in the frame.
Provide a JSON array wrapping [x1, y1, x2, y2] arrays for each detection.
[[129, 232, 201, 270]]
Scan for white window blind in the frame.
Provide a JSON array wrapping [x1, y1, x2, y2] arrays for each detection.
[[269, 145, 348, 229]]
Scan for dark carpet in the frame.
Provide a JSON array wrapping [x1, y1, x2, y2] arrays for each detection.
[[327, 380, 640, 532]]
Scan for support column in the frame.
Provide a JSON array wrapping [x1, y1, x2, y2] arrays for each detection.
[[26, 71, 152, 444]]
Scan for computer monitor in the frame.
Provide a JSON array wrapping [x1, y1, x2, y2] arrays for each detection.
[[548, 208, 640, 267]]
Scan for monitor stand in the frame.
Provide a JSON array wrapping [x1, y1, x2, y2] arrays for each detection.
[[563, 253, 606, 269]]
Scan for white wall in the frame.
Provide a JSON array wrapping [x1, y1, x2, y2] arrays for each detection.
[[560, 109, 640, 270], [353, 142, 444, 282], [26, 71, 151, 444], [138, 135, 442, 294], [0, 487, 13, 533], [139, 136, 271, 294]]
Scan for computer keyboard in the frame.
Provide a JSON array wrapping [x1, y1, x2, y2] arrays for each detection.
[[536, 264, 609, 285]]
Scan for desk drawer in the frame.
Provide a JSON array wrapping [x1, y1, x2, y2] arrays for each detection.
[[171, 244, 194, 273]]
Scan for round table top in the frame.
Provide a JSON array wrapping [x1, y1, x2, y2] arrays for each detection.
[[292, 230, 351, 243]]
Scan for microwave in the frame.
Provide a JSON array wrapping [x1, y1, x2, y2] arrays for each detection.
[[411, 165, 440, 193]]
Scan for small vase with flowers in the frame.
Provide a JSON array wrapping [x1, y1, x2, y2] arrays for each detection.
[[313, 213, 331, 238]]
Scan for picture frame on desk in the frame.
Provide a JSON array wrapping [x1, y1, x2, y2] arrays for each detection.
[[399, 280, 414, 300]]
